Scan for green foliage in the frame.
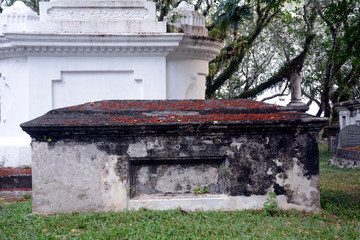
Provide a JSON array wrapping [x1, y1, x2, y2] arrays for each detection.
[[0, 0, 16, 7], [43, 135, 51, 142], [23, 194, 31, 200], [193, 186, 209, 195], [318, 144, 360, 221], [263, 192, 278, 216], [212, 0, 252, 32], [0, 0, 49, 13], [322, 0, 359, 65], [308, 0, 360, 117], [167, 12, 183, 23]]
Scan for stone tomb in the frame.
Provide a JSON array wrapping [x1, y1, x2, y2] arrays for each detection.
[[21, 99, 327, 214], [329, 125, 360, 168]]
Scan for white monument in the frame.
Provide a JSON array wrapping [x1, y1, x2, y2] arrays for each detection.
[[334, 100, 360, 129], [0, 0, 222, 167]]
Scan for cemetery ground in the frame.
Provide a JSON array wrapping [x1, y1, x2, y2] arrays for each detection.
[[0, 145, 359, 239]]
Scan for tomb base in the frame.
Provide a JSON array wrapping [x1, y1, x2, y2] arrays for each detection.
[[329, 148, 360, 169]]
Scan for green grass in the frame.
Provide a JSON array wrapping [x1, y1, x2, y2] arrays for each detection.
[[1, 145, 359, 239], [319, 144, 360, 222]]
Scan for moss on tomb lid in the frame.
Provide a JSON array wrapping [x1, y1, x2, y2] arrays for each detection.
[[21, 99, 325, 128]]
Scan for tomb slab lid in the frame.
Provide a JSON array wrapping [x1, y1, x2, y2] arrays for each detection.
[[334, 99, 360, 108], [21, 99, 326, 129]]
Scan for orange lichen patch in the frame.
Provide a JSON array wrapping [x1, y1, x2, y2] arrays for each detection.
[[343, 146, 360, 151], [106, 112, 302, 125], [67, 99, 276, 112], [0, 168, 32, 176], [60, 120, 82, 125], [0, 188, 32, 191]]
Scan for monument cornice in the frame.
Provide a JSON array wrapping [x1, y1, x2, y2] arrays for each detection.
[[169, 36, 223, 61], [0, 33, 222, 60]]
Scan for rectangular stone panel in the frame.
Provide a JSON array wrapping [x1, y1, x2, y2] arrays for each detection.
[[129, 157, 224, 198], [52, 71, 141, 109]]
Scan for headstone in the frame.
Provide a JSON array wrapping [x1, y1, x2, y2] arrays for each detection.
[[338, 125, 360, 148], [330, 124, 360, 169]]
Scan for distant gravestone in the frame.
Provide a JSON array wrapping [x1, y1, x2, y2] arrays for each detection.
[[338, 125, 360, 148]]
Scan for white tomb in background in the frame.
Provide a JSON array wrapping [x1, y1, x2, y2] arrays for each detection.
[[334, 100, 360, 129], [0, 0, 222, 167]]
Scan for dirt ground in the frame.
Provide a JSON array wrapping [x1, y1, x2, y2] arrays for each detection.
[[0, 196, 30, 203]]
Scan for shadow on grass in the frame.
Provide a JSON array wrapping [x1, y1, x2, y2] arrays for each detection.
[[321, 189, 360, 220]]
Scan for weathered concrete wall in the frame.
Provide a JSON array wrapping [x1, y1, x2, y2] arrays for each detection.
[[22, 100, 326, 214], [32, 142, 127, 214], [30, 125, 321, 213]]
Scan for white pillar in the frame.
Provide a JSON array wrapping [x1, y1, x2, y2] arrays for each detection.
[[287, 73, 309, 112]]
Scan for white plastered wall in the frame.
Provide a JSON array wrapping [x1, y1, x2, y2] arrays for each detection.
[[0, 54, 214, 167], [0, 57, 31, 167], [1, 55, 168, 167], [27, 56, 167, 119], [338, 107, 360, 129], [166, 57, 208, 99]]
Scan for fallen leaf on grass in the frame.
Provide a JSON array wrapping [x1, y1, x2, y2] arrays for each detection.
[[42, 229, 48, 232], [70, 229, 80, 233], [179, 208, 191, 214]]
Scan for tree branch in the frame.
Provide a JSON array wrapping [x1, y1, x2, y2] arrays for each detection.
[[234, 32, 315, 99], [260, 80, 290, 102], [194, 0, 203, 11], [303, 90, 321, 107], [206, 1, 283, 98]]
